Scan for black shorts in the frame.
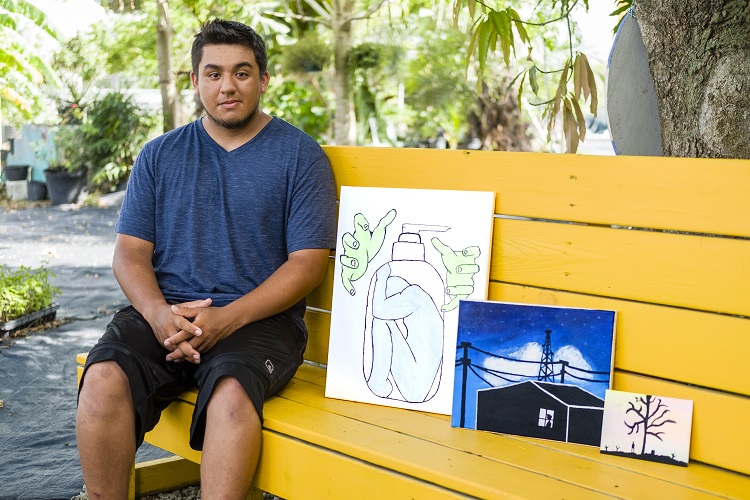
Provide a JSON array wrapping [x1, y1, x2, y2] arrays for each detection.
[[79, 305, 307, 450]]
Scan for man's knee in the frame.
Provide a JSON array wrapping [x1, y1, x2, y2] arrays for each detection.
[[79, 361, 132, 417], [208, 377, 259, 426]]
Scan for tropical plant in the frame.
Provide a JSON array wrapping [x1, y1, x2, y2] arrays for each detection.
[[50, 33, 107, 125], [0, 263, 60, 323], [49, 125, 88, 174], [0, 0, 61, 123], [270, 0, 392, 145], [458, 0, 598, 152], [265, 75, 330, 142], [281, 31, 332, 73], [83, 92, 158, 192]]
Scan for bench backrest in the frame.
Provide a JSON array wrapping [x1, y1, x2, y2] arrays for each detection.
[[304, 146, 750, 475]]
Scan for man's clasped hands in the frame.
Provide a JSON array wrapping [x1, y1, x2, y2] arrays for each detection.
[[151, 298, 238, 364]]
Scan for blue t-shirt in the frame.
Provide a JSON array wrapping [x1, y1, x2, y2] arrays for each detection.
[[116, 117, 337, 321]]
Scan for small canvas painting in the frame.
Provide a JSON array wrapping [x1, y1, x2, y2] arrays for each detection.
[[452, 300, 616, 447], [325, 186, 495, 415], [600, 389, 693, 466]]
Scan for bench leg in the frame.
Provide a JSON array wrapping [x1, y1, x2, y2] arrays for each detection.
[[133, 455, 201, 497], [128, 464, 136, 500]]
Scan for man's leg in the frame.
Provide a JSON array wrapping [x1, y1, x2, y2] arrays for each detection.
[[76, 361, 136, 499], [200, 376, 262, 500]]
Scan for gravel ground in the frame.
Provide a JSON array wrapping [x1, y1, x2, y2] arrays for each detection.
[[71, 485, 202, 499]]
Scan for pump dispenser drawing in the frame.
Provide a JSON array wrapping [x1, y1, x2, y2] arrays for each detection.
[[363, 224, 448, 403]]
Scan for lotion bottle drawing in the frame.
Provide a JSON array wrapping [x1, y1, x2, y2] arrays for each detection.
[[363, 224, 448, 403]]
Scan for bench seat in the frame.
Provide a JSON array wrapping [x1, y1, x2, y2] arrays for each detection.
[[75, 354, 750, 499]]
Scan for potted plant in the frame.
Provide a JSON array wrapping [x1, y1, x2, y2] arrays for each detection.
[[3, 164, 30, 181], [0, 263, 61, 338], [45, 125, 87, 205]]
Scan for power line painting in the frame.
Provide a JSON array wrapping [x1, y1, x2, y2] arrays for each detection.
[[452, 300, 616, 446]]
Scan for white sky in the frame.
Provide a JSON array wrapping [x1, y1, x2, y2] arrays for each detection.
[[30, 0, 106, 40], [574, 1, 618, 65], [31, 0, 616, 53]]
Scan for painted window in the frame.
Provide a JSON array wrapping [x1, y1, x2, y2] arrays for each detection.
[[538, 408, 554, 428]]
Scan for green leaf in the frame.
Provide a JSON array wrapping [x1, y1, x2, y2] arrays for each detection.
[[610, 5, 630, 16], [552, 58, 571, 120], [467, 22, 481, 75], [453, 0, 463, 25], [517, 72, 526, 111], [562, 96, 580, 153], [571, 96, 587, 142], [507, 8, 529, 45], [489, 10, 513, 65], [529, 65, 539, 95], [505, 67, 526, 94], [478, 19, 492, 77], [582, 53, 599, 115]]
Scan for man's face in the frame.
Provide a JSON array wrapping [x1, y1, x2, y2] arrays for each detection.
[[191, 44, 270, 130]]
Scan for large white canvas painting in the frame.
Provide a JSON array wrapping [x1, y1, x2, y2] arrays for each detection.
[[325, 186, 495, 414]]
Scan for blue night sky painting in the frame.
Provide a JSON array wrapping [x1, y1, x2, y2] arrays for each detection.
[[451, 300, 617, 429]]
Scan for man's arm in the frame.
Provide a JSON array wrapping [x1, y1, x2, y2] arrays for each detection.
[[113, 233, 205, 362], [166, 248, 331, 358]]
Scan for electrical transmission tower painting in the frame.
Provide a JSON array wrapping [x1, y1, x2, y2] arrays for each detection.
[[452, 301, 616, 446]]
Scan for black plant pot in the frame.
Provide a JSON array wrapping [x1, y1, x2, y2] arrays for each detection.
[[45, 169, 85, 205], [4, 165, 30, 181], [27, 181, 48, 201]]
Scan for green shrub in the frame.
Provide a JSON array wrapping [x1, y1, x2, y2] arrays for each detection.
[[0, 264, 60, 322], [84, 92, 158, 192], [281, 32, 332, 74]]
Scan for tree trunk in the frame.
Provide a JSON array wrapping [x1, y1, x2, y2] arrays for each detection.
[[332, 15, 355, 145], [156, 0, 179, 132], [636, 0, 750, 158]]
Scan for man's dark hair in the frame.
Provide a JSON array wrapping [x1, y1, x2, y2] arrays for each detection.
[[191, 19, 268, 76]]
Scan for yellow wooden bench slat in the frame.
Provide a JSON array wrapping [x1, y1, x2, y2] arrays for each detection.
[[324, 146, 750, 237], [494, 218, 750, 317], [254, 431, 477, 500], [302, 309, 331, 365]]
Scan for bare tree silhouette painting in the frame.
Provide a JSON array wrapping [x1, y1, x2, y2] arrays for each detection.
[[624, 395, 676, 455]]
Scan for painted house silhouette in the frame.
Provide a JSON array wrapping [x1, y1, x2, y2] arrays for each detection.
[[476, 380, 604, 446]]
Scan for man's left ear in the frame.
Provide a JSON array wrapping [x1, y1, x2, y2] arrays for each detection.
[[261, 71, 270, 93]]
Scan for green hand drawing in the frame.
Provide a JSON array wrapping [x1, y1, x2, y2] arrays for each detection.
[[431, 237, 481, 312], [340, 209, 397, 295]]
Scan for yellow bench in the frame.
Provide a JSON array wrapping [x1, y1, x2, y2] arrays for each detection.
[[77, 146, 750, 499]]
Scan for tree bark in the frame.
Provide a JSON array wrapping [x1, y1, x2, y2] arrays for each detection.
[[156, 0, 179, 132], [636, 0, 750, 158], [332, 14, 355, 145]]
